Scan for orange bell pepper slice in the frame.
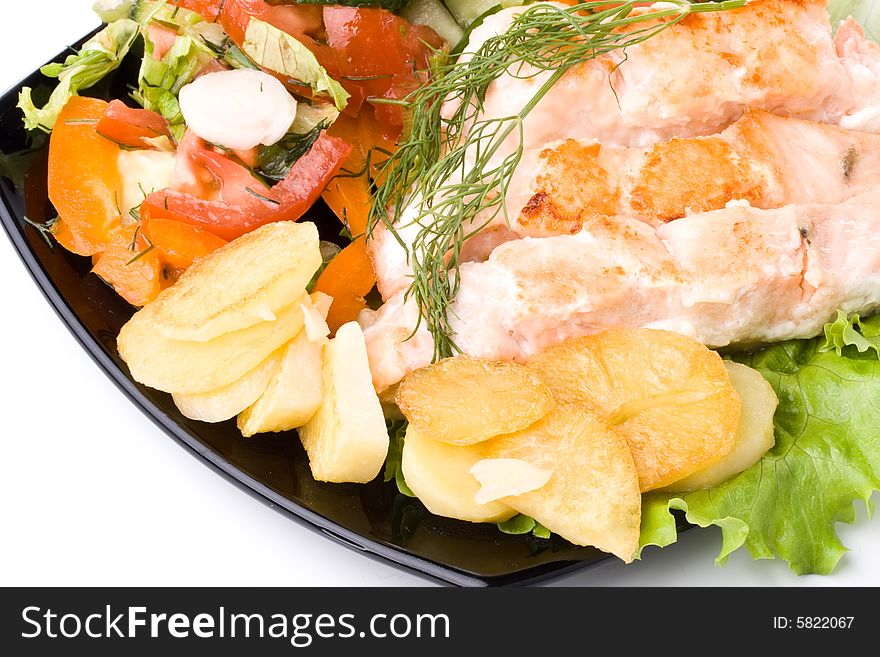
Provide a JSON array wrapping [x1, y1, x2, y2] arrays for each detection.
[[91, 224, 164, 307], [140, 215, 228, 270], [312, 236, 376, 332], [48, 97, 122, 256]]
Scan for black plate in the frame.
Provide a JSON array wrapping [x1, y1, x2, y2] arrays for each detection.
[[0, 36, 668, 587]]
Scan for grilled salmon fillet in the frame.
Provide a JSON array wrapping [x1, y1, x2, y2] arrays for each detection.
[[462, 0, 873, 154], [369, 2, 880, 299], [509, 109, 880, 235], [363, 190, 880, 392], [371, 109, 880, 298]]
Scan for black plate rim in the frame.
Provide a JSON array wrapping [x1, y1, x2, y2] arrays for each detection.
[[0, 53, 612, 587]]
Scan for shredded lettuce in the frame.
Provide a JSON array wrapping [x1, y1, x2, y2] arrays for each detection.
[[93, 0, 134, 23], [134, 32, 214, 140], [128, 3, 219, 140], [18, 20, 140, 132], [242, 19, 349, 111], [827, 0, 880, 40], [638, 313, 880, 575]]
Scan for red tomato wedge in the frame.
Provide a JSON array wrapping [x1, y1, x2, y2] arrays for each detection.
[[48, 97, 122, 256], [95, 100, 172, 149], [219, 0, 325, 47], [170, 0, 223, 21], [147, 22, 179, 61], [140, 133, 352, 240]]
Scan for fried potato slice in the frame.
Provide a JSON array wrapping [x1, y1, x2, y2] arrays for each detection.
[[237, 294, 331, 437], [299, 322, 389, 483], [527, 329, 740, 491], [402, 428, 516, 523], [173, 348, 284, 423], [118, 295, 306, 394], [396, 356, 555, 446], [152, 221, 321, 342], [237, 330, 325, 437], [482, 405, 641, 562], [469, 459, 553, 506], [663, 361, 778, 491]]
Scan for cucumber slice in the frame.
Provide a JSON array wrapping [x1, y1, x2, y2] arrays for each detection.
[[444, 0, 504, 27], [402, 0, 465, 45]]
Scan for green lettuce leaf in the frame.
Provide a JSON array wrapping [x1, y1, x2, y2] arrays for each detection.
[[93, 0, 134, 23], [820, 309, 880, 357], [827, 0, 880, 40], [242, 19, 349, 111], [638, 314, 880, 575], [384, 419, 416, 497], [18, 19, 141, 132]]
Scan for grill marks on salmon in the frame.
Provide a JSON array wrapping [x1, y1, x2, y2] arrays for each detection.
[[511, 110, 880, 235]]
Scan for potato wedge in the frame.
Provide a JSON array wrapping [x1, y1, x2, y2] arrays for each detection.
[[237, 330, 325, 437], [118, 295, 306, 394], [527, 329, 740, 491], [482, 405, 641, 562], [402, 428, 516, 523], [469, 459, 553, 506], [298, 322, 389, 483], [237, 294, 331, 437], [663, 361, 778, 491], [396, 356, 555, 446], [152, 221, 321, 342], [304, 291, 332, 342], [172, 348, 284, 423]]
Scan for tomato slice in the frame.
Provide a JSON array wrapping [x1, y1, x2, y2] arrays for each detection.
[[218, 0, 325, 51], [95, 100, 172, 149], [48, 97, 122, 256], [170, 0, 223, 21], [323, 7, 442, 144], [141, 133, 352, 240]]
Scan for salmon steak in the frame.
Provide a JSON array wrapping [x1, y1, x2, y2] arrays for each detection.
[[362, 0, 880, 390]]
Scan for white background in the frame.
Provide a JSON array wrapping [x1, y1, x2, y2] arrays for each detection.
[[0, 0, 877, 588]]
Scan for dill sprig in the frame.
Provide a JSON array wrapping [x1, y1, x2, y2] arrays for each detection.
[[369, 1, 746, 360]]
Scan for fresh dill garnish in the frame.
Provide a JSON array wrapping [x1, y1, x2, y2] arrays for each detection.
[[22, 215, 59, 249], [128, 224, 143, 251], [126, 243, 156, 266], [126, 228, 155, 266], [369, 1, 746, 360], [244, 186, 282, 205]]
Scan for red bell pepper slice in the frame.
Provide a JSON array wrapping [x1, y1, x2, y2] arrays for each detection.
[[95, 100, 173, 149], [141, 133, 352, 241]]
